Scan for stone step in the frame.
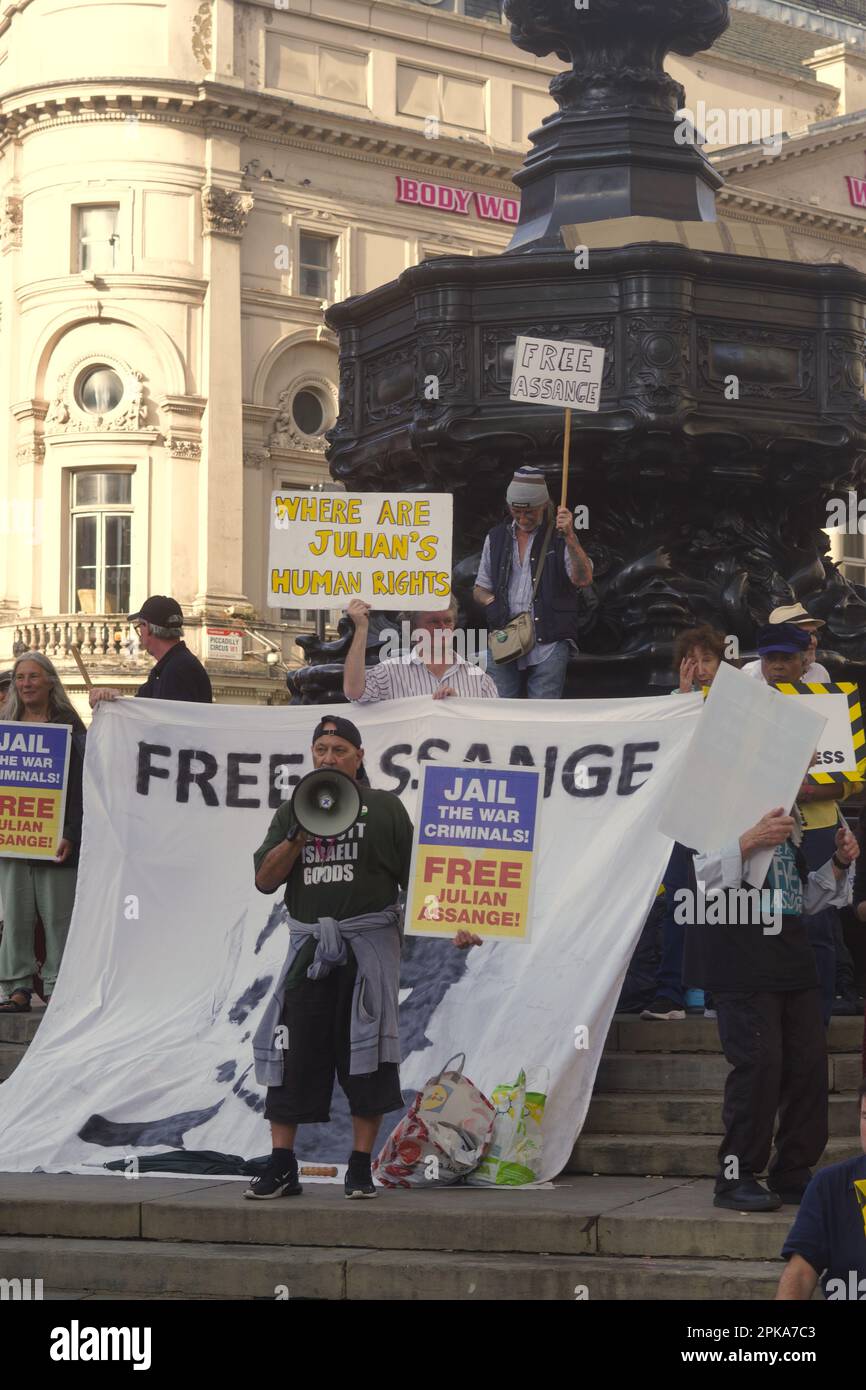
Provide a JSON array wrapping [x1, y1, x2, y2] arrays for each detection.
[[0, 1236, 783, 1300], [568, 1133, 861, 1178], [609, 1014, 863, 1054], [596, 1051, 861, 1094], [0, 1010, 44, 1044], [0, 1042, 28, 1081], [0, 1173, 793, 1262], [584, 1091, 860, 1137]]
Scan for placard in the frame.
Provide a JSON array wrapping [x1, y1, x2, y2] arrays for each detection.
[[772, 680, 864, 784], [0, 721, 71, 859], [267, 491, 453, 611], [509, 335, 605, 412], [657, 662, 827, 888], [406, 763, 542, 941]]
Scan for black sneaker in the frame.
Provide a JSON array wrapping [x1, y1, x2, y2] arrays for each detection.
[[640, 996, 686, 1021], [713, 1179, 782, 1213], [344, 1160, 377, 1200], [831, 993, 863, 1017], [244, 1156, 302, 1200]]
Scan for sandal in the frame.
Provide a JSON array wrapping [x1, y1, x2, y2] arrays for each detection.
[[0, 991, 32, 1013]]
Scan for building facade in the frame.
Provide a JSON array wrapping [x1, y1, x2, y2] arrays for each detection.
[[1, 0, 866, 707]]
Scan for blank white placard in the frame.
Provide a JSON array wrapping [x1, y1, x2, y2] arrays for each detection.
[[657, 661, 827, 888]]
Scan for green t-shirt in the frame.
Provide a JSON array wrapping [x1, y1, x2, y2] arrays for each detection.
[[254, 785, 414, 986]]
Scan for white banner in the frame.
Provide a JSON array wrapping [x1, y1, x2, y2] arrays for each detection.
[[267, 491, 453, 610], [0, 694, 698, 1182]]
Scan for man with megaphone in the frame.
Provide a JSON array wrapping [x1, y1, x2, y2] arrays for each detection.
[[247, 715, 480, 1202]]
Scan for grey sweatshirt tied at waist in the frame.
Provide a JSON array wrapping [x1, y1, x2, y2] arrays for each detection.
[[252, 903, 402, 1086]]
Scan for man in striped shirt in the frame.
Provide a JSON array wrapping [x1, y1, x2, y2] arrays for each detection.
[[342, 596, 498, 703]]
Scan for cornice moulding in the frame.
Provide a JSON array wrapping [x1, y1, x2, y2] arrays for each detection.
[[15, 275, 208, 307]]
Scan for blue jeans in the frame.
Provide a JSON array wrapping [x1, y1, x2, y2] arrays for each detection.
[[490, 641, 570, 699]]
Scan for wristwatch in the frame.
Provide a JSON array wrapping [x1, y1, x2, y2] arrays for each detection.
[[832, 853, 848, 870]]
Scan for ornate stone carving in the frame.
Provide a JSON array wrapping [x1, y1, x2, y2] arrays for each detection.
[[44, 365, 148, 434], [1, 196, 23, 251], [192, 0, 212, 69], [16, 439, 45, 466], [201, 186, 254, 239], [167, 437, 202, 459], [269, 377, 337, 451], [243, 449, 271, 470]]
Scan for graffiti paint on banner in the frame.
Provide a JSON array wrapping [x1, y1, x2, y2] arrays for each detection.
[[406, 764, 542, 941], [267, 491, 453, 610], [0, 722, 71, 859], [509, 336, 605, 412], [772, 681, 864, 784]]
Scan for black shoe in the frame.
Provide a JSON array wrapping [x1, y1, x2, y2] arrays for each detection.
[[831, 993, 864, 1017], [713, 1179, 782, 1213], [344, 1159, 377, 1200], [244, 1156, 302, 1200], [639, 996, 686, 1021]]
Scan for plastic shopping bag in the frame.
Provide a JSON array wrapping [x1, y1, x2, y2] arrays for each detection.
[[373, 1052, 495, 1188], [465, 1066, 549, 1186]]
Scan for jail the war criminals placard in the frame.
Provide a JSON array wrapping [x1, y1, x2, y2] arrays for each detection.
[[0, 721, 71, 859], [267, 490, 453, 609], [406, 763, 543, 942]]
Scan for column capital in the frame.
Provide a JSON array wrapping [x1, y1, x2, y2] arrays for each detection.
[[201, 185, 254, 239]]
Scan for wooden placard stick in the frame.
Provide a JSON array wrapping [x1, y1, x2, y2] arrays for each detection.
[[70, 645, 92, 689], [561, 406, 572, 510]]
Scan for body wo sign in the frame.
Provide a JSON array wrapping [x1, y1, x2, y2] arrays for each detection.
[[406, 763, 542, 942], [510, 336, 605, 412], [268, 491, 452, 611]]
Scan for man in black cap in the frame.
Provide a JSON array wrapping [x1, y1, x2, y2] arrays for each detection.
[[248, 714, 477, 1202], [89, 595, 212, 706]]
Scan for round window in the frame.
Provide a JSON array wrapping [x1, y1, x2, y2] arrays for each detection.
[[79, 366, 124, 415], [292, 389, 325, 436]]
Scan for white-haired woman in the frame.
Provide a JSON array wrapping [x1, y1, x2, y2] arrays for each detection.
[[0, 653, 86, 1013]]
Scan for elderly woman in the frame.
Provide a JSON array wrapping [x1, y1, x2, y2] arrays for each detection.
[[0, 654, 86, 1013]]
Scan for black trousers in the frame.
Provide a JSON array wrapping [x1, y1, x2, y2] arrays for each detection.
[[714, 987, 828, 1193], [263, 954, 404, 1126]]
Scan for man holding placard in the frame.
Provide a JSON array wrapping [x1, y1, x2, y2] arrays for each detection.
[[687, 794, 858, 1213], [473, 468, 594, 699], [343, 596, 498, 703]]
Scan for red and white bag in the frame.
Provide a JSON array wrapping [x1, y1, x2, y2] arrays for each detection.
[[373, 1053, 495, 1188]]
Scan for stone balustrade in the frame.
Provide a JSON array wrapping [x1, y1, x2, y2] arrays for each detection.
[[5, 616, 140, 662]]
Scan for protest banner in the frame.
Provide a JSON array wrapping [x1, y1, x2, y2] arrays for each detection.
[[0, 693, 698, 1182], [657, 663, 827, 888], [406, 763, 542, 941], [0, 721, 71, 859], [509, 335, 606, 506], [267, 491, 453, 610], [771, 680, 864, 784]]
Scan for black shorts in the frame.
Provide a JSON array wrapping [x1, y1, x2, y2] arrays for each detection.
[[263, 952, 404, 1126]]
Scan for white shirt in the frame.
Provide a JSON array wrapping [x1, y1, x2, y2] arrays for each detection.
[[354, 650, 498, 704], [740, 659, 831, 683]]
